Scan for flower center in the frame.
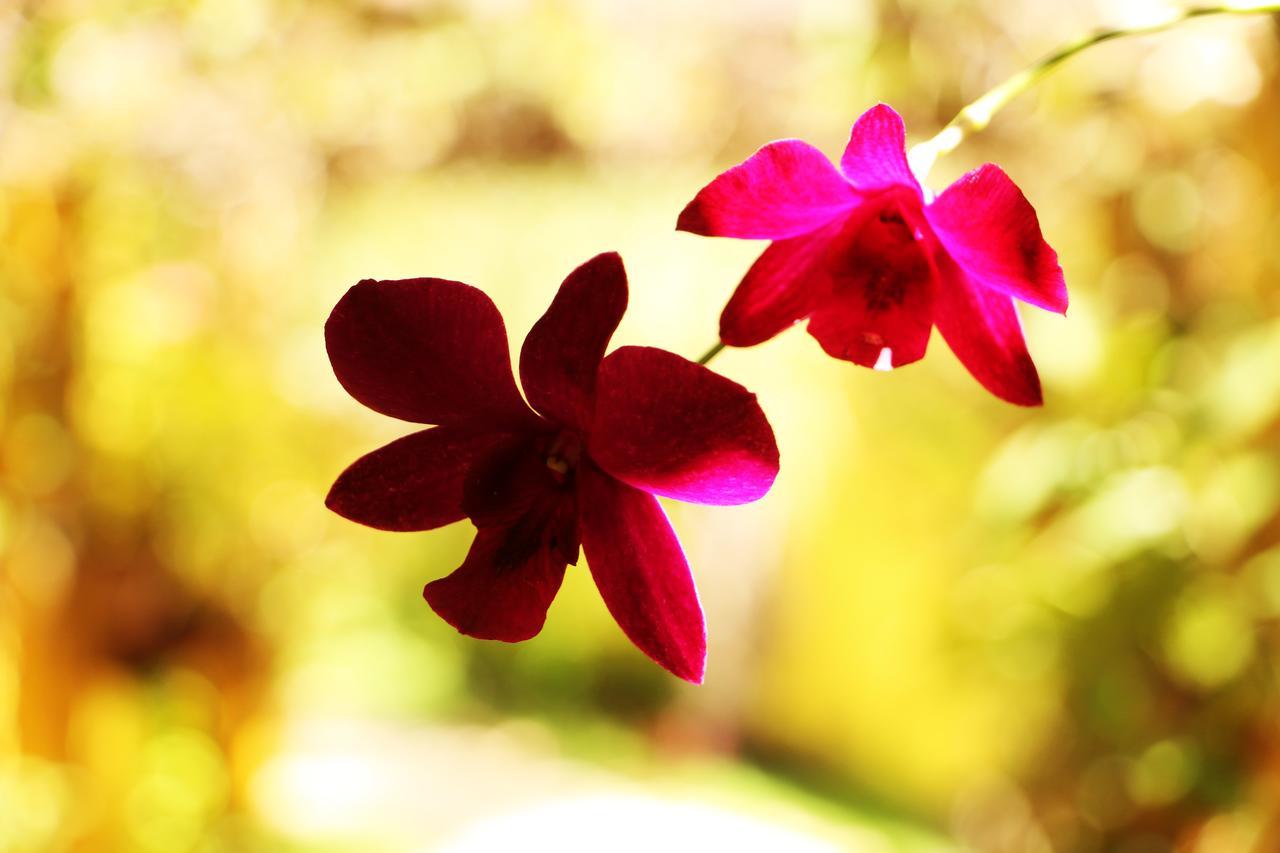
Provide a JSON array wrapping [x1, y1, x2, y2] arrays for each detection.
[[807, 192, 938, 368], [875, 207, 915, 243], [830, 199, 929, 304], [544, 430, 584, 483]]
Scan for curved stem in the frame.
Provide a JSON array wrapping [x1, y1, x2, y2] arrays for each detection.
[[907, 2, 1280, 181], [697, 341, 726, 366]]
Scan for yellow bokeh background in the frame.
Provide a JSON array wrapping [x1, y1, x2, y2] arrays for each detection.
[[2, 0, 1280, 850]]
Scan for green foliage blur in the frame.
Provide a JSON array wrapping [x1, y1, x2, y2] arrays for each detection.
[[2, 0, 1279, 850]]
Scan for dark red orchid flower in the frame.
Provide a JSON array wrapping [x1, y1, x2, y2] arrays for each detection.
[[324, 252, 779, 683], [678, 104, 1067, 406]]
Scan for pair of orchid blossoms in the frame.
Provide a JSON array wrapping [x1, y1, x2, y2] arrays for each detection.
[[325, 104, 1068, 682]]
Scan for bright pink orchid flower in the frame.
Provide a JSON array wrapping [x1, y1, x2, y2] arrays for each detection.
[[678, 104, 1067, 406], [324, 252, 779, 682]]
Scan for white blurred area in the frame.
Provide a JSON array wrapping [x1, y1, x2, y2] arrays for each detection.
[[439, 795, 850, 853], [250, 718, 906, 852]]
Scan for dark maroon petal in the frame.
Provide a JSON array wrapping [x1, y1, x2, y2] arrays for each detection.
[[719, 219, 844, 347], [677, 140, 859, 240], [804, 206, 935, 369], [578, 464, 705, 683], [423, 525, 568, 642], [839, 104, 922, 196], [935, 257, 1043, 406], [327, 427, 512, 532], [589, 347, 779, 506], [927, 164, 1067, 314], [519, 253, 627, 429], [326, 278, 538, 428]]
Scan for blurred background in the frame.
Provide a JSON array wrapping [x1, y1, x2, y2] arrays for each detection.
[[2, 0, 1279, 850]]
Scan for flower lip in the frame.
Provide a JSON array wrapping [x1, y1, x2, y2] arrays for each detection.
[[804, 186, 938, 369]]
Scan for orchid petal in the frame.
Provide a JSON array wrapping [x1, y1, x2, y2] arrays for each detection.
[[589, 347, 779, 506], [326, 278, 538, 429], [927, 164, 1067, 313], [677, 140, 859, 240], [719, 220, 843, 347], [520, 253, 627, 429], [423, 525, 568, 643], [935, 257, 1043, 406], [840, 104, 922, 195], [327, 427, 511, 532], [578, 464, 705, 683]]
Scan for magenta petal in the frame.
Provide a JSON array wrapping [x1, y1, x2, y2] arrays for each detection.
[[935, 258, 1043, 406], [719, 220, 843, 347], [840, 104, 922, 195], [326, 278, 537, 428], [589, 346, 779, 506], [423, 525, 568, 643], [927, 164, 1067, 313], [677, 140, 859, 240], [327, 427, 510, 532], [520, 253, 627, 429], [578, 465, 705, 683]]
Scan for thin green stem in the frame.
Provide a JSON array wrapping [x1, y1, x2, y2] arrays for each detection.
[[697, 341, 726, 365], [907, 2, 1280, 181]]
